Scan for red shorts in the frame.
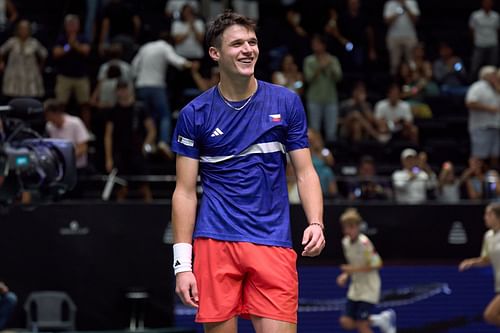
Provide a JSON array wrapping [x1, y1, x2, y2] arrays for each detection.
[[193, 238, 298, 324]]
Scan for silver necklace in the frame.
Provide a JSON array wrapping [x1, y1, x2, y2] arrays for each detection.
[[217, 81, 258, 111]]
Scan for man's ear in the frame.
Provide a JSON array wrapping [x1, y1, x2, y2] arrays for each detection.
[[209, 46, 220, 62]]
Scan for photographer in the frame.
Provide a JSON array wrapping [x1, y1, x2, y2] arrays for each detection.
[[0, 281, 17, 330]]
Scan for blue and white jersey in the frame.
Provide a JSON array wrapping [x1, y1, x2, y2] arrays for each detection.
[[172, 80, 308, 248]]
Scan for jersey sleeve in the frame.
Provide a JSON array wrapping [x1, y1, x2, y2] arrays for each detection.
[[286, 93, 309, 152], [171, 105, 200, 159]]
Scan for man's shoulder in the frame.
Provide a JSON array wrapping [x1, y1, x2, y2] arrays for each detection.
[[64, 114, 86, 128], [375, 99, 389, 109], [469, 80, 492, 95], [392, 169, 408, 178], [358, 234, 373, 246]]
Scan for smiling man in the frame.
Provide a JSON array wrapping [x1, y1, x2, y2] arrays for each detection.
[[171, 11, 325, 333]]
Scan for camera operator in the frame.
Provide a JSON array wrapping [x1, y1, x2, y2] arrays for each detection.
[[0, 281, 17, 330], [44, 99, 90, 197]]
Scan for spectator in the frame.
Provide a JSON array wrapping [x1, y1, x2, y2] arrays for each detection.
[[397, 61, 434, 119], [348, 155, 392, 200], [339, 81, 387, 143], [437, 161, 462, 203], [104, 81, 155, 202], [374, 83, 419, 145], [416, 151, 438, 198], [52, 14, 92, 130], [132, 32, 191, 159], [91, 44, 133, 109], [432, 42, 469, 96], [271, 53, 304, 96], [0, 281, 16, 331], [465, 65, 500, 168], [461, 156, 500, 200], [45, 99, 91, 197], [171, 3, 205, 104], [469, 0, 499, 81], [392, 148, 434, 204], [0, 20, 48, 99], [410, 43, 438, 93], [308, 128, 338, 198], [45, 99, 90, 173], [165, 0, 200, 21], [97, 43, 133, 83], [324, 0, 377, 72], [383, 0, 420, 75], [303, 34, 342, 143], [99, 0, 141, 59], [171, 3, 205, 60]]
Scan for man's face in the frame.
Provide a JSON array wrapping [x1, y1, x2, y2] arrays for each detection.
[[210, 25, 259, 79], [342, 223, 360, 241], [45, 111, 64, 128], [402, 156, 417, 170], [388, 87, 400, 104]]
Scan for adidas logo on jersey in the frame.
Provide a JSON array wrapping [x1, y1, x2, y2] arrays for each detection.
[[211, 128, 224, 137], [174, 260, 181, 267]]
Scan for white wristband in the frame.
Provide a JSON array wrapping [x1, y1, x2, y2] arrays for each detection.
[[173, 243, 193, 275]]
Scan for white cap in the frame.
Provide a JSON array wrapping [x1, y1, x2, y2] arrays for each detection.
[[401, 148, 417, 160]]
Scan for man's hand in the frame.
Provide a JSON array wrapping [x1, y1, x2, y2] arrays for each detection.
[[301, 224, 325, 257], [175, 272, 199, 308]]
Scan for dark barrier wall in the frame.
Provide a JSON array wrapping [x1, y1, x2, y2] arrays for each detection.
[[295, 202, 487, 262], [0, 203, 174, 330], [0, 202, 489, 330]]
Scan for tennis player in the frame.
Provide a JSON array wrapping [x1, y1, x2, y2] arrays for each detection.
[[171, 11, 325, 333], [460, 203, 500, 327]]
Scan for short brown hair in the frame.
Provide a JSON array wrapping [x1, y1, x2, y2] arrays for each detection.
[[340, 208, 363, 226], [205, 11, 256, 49], [44, 99, 64, 113]]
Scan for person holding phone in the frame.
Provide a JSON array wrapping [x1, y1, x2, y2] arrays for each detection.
[[391, 148, 434, 204]]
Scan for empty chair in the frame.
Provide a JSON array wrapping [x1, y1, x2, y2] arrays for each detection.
[[24, 291, 76, 331]]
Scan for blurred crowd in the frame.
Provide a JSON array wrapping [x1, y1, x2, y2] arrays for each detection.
[[0, 0, 498, 202]]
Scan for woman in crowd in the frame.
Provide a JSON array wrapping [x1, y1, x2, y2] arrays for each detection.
[[0, 20, 47, 99]]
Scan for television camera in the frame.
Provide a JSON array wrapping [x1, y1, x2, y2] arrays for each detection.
[[0, 98, 77, 204]]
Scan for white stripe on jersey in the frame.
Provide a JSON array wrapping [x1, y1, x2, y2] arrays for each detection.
[[200, 141, 286, 163]]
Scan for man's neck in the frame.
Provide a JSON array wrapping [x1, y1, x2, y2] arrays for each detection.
[[218, 75, 257, 101]]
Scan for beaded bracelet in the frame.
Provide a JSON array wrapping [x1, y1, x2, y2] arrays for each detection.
[[309, 222, 325, 230]]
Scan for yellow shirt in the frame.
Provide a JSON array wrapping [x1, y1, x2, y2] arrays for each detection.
[[342, 233, 382, 304], [481, 229, 500, 292]]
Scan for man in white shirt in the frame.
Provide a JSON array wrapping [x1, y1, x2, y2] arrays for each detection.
[[45, 99, 91, 198], [375, 84, 419, 145], [466, 65, 500, 167], [383, 0, 420, 75], [469, 0, 500, 80], [132, 33, 191, 158], [392, 148, 433, 204], [45, 99, 90, 171]]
